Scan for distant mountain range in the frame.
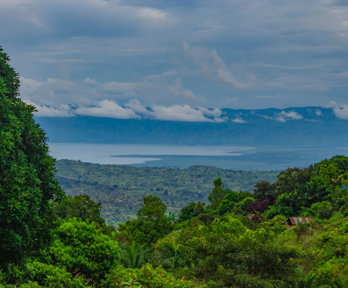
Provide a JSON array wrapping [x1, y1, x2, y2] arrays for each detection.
[[36, 106, 348, 147]]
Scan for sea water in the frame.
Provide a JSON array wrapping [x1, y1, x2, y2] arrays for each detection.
[[48, 143, 348, 170]]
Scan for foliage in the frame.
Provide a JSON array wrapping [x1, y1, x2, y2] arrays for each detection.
[[117, 195, 173, 245], [151, 231, 190, 271], [253, 180, 276, 202], [173, 214, 298, 287], [208, 177, 227, 209], [102, 264, 204, 288], [119, 242, 151, 269], [310, 201, 333, 219], [53, 194, 105, 225], [56, 160, 278, 224], [216, 190, 240, 215], [246, 199, 271, 213], [178, 201, 206, 222], [1, 153, 347, 288], [0, 47, 63, 267], [259, 155, 348, 219], [279, 214, 348, 287], [235, 196, 255, 211], [24, 260, 90, 288], [47, 218, 120, 281], [0, 260, 91, 288]]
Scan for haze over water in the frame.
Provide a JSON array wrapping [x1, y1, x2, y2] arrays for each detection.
[[49, 143, 348, 170], [49, 143, 251, 164]]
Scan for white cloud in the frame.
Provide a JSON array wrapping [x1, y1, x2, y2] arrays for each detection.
[[19, 74, 199, 107], [183, 42, 250, 90], [20, 77, 41, 94], [75, 100, 140, 119], [24, 100, 73, 117], [34, 105, 72, 117], [257, 113, 273, 120], [150, 104, 224, 122], [211, 49, 248, 90], [28, 98, 226, 122], [167, 79, 197, 100], [232, 117, 246, 123], [137, 7, 167, 22], [103, 81, 138, 97], [330, 101, 348, 119], [126, 99, 150, 115], [201, 107, 223, 118], [276, 111, 303, 122]]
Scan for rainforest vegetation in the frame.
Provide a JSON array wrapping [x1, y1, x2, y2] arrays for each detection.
[[1, 48, 347, 287], [56, 160, 278, 224]]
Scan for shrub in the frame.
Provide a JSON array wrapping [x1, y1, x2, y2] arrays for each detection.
[[48, 218, 120, 281], [102, 264, 204, 288]]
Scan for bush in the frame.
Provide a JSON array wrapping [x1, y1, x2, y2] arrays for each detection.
[[311, 201, 333, 219], [48, 218, 120, 281], [102, 264, 204, 288], [25, 260, 90, 288]]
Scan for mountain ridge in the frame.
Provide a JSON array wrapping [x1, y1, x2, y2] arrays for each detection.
[[35, 106, 348, 147]]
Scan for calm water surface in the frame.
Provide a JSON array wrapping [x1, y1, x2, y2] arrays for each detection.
[[49, 143, 253, 165], [49, 143, 348, 170]]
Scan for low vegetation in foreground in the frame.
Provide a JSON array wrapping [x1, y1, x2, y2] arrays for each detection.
[[1, 47, 347, 287]]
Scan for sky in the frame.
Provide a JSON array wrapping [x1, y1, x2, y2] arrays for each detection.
[[1, 0, 348, 121]]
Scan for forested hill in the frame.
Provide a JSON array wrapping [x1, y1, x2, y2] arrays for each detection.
[[36, 106, 348, 146], [56, 159, 278, 224]]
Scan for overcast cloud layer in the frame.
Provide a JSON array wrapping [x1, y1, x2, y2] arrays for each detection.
[[1, 0, 348, 120]]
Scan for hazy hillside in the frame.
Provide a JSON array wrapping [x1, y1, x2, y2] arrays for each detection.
[[56, 160, 278, 224], [36, 106, 348, 146]]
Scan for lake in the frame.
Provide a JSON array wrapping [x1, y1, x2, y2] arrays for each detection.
[[48, 143, 348, 170]]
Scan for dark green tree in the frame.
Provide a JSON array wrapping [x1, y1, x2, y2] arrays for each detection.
[[0, 47, 63, 266], [274, 167, 311, 196], [217, 190, 240, 215], [178, 201, 206, 222], [208, 177, 228, 209], [119, 241, 151, 268], [54, 194, 105, 225], [117, 195, 173, 245], [253, 180, 276, 202]]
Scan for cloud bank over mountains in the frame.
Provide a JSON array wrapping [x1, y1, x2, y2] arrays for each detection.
[[30, 99, 225, 122], [28, 98, 348, 123], [18, 74, 348, 122]]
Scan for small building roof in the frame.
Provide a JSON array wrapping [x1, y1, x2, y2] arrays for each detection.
[[287, 217, 312, 226]]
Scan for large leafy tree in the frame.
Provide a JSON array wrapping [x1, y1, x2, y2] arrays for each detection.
[[53, 194, 105, 225], [208, 177, 228, 209], [117, 195, 173, 245], [48, 218, 120, 281], [0, 47, 63, 266]]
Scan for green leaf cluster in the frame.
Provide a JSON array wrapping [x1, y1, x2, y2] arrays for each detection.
[[117, 195, 173, 246], [0, 47, 63, 266]]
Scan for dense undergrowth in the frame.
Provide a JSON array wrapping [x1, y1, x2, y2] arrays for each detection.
[[1, 47, 347, 287]]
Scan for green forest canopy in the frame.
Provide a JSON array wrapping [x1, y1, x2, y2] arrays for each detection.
[[56, 160, 278, 224]]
